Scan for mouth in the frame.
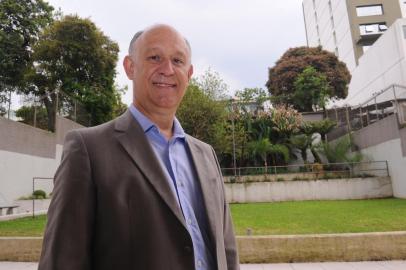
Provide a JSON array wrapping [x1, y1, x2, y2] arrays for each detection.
[[152, 82, 177, 88]]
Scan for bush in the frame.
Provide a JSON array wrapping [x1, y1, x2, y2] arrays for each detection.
[[32, 190, 46, 199]]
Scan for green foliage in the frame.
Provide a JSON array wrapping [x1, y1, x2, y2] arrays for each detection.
[[193, 68, 229, 100], [234, 87, 269, 113], [15, 105, 48, 130], [289, 133, 315, 164], [301, 119, 336, 137], [32, 189, 46, 199], [25, 15, 122, 130], [177, 83, 227, 146], [0, 0, 54, 91], [266, 46, 351, 111], [293, 66, 330, 112], [315, 135, 363, 164]]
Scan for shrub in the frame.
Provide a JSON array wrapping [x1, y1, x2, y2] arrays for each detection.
[[32, 190, 46, 199]]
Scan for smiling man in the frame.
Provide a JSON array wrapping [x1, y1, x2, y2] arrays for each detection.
[[38, 24, 239, 270]]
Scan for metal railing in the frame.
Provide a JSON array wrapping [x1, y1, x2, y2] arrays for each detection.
[[221, 161, 389, 180], [326, 84, 406, 140], [1, 90, 91, 132]]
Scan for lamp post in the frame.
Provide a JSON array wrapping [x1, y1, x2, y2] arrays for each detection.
[[230, 99, 237, 177]]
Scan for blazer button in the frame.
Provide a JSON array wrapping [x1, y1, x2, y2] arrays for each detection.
[[184, 246, 192, 253]]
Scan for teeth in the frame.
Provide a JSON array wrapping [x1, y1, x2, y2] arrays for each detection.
[[154, 83, 175, 87]]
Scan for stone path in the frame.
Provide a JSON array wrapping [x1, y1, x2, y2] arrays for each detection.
[[0, 261, 405, 270]]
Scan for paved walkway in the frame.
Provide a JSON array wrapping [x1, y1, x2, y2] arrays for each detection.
[[0, 261, 405, 269]]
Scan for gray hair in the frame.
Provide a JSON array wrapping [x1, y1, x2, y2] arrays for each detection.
[[128, 29, 192, 56]]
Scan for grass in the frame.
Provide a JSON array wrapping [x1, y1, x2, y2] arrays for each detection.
[[0, 199, 405, 236], [231, 198, 406, 235], [0, 215, 47, 237]]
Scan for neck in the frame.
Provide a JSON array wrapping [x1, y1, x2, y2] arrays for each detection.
[[133, 102, 175, 140]]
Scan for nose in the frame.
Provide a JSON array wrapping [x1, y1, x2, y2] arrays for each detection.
[[158, 59, 175, 76]]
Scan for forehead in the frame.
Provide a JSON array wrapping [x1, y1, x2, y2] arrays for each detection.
[[136, 27, 190, 56]]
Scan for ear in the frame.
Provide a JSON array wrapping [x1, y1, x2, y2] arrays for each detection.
[[187, 64, 193, 80], [123, 56, 135, 80]]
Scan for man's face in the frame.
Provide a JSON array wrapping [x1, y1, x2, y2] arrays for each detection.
[[124, 26, 193, 114]]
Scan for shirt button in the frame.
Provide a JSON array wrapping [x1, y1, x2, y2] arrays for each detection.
[[177, 181, 183, 187], [187, 218, 192, 225], [197, 260, 203, 268]]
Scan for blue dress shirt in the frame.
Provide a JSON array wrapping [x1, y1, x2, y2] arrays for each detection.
[[129, 104, 215, 270]]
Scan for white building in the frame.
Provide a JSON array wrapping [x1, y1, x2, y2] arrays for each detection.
[[303, 0, 406, 73]]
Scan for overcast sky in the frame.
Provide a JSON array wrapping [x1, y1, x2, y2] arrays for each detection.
[[45, 0, 307, 105]]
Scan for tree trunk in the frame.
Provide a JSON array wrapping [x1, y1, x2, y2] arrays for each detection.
[[43, 93, 57, 132]]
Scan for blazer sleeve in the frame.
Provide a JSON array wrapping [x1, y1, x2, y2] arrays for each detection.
[[211, 147, 240, 270], [38, 130, 96, 270]]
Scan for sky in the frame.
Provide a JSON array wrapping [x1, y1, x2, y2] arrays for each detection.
[[44, 0, 307, 105]]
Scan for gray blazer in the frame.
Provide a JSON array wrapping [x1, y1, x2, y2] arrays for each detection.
[[38, 110, 239, 270]]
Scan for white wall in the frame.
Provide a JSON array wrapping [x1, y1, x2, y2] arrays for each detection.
[[360, 139, 406, 198], [345, 18, 406, 105], [0, 146, 61, 203], [225, 177, 392, 203]]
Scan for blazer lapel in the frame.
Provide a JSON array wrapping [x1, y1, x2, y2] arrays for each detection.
[[114, 110, 186, 228], [186, 137, 219, 247]]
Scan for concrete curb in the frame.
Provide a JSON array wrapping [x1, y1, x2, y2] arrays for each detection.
[[1, 232, 406, 263], [237, 231, 406, 263]]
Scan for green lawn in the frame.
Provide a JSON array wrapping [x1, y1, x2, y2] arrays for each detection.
[[0, 215, 46, 236], [1, 199, 406, 236], [231, 198, 406, 235]]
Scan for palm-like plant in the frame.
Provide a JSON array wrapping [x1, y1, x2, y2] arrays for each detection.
[[247, 138, 290, 173]]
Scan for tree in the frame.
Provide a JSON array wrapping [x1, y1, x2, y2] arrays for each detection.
[[0, 0, 53, 91], [194, 68, 229, 100], [25, 15, 121, 130], [266, 46, 351, 111], [15, 105, 48, 130], [293, 66, 330, 112], [234, 87, 269, 114]]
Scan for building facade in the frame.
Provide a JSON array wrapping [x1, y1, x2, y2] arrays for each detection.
[[303, 0, 405, 72]]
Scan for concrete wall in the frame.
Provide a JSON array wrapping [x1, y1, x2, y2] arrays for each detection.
[[225, 177, 392, 203], [344, 114, 406, 198], [359, 139, 406, 198], [0, 117, 82, 203], [2, 232, 406, 263], [237, 231, 406, 263]]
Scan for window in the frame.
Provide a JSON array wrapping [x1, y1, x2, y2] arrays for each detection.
[[356, 5, 383, 17], [359, 23, 387, 35]]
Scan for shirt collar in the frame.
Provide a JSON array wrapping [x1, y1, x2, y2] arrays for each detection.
[[129, 103, 185, 139]]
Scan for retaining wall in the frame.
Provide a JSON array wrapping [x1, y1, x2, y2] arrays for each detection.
[[2, 232, 406, 263], [224, 177, 392, 203]]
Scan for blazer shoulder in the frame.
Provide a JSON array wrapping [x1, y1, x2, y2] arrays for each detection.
[[185, 134, 213, 152]]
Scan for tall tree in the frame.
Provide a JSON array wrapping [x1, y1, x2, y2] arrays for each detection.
[[194, 68, 229, 100], [0, 0, 53, 113], [25, 15, 121, 130], [266, 46, 351, 111], [0, 0, 54, 89], [293, 66, 330, 112]]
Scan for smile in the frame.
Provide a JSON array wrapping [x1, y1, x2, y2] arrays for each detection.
[[152, 82, 176, 87]]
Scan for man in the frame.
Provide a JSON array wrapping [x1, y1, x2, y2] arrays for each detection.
[[38, 24, 239, 270]]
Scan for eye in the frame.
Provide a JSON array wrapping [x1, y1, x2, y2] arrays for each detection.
[[147, 55, 161, 62], [173, 57, 184, 65]]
